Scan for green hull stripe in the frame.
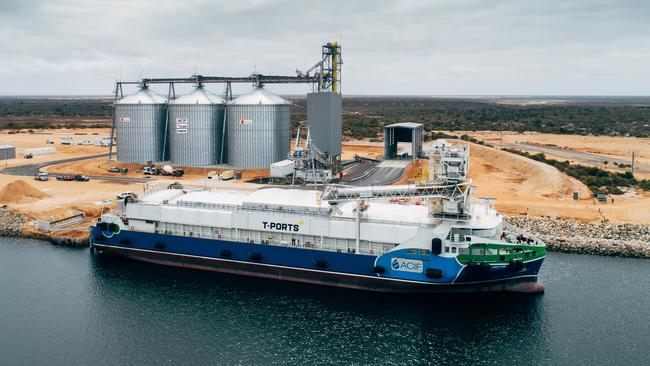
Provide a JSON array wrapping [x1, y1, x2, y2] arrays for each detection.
[[457, 242, 546, 265]]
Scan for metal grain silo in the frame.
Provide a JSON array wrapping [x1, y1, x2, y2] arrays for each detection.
[[168, 86, 225, 166], [226, 87, 291, 169], [115, 86, 168, 163]]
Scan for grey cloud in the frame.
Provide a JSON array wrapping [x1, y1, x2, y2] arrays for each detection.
[[0, 0, 648, 95]]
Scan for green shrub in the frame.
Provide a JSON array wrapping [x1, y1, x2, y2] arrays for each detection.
[[502, 148, 645, 194]]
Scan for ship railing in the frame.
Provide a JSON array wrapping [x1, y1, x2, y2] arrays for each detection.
[[327, 214, 438, 229], [131, 200, 449, 230], [133, 200, 333, 218], [142, 182, 172, 196], [161, 227, 393, 256], [175, 200, 241, 211]]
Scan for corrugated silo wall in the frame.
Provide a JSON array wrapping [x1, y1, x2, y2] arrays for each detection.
[[169, 104, 225, 166], [115, 104, 167, 163], [226, 104, 290, 169]]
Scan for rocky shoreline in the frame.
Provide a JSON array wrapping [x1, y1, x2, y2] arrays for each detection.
[[1, 208, 648, 258], [0, 208, 88, 247], [0, 207, 26, 237], [505, 216, 650, 259]]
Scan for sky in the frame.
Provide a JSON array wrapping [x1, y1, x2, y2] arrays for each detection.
[[0, 0, 648, 96]]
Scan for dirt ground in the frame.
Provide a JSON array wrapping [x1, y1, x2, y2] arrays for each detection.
[[0, 128, 110, 168], [0, 174, 140, 237], [341, 141, 384, 160], [45, 158, 270, 182], [464, 131, 650, 180], [1, 128, 649, 240], [341, 138, 650, 224], [467, 142, 650, 224]]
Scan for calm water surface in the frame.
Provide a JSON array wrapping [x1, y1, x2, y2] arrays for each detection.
[[0, 237, 648, 365]]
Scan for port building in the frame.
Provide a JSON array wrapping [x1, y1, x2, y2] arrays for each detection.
[[0, 145, 16, 160], [383, 122, 424, 160]]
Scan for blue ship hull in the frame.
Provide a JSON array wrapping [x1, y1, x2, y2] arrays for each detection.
[[90, 226, 545, 293]]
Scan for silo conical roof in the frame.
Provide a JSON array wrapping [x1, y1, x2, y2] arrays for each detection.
[[231, 87, 290, 105], [116, 86, 167, 105], [170, 86, 225, 105]]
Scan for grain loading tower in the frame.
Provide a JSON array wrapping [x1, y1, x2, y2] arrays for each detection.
[[168, 86, 225, 166], [226, 87, 290, 169], [115, 86, 168, 163]]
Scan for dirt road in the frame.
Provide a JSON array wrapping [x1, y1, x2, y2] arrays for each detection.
[[465, 131, 650, 179], [467, 142, 650, 224]]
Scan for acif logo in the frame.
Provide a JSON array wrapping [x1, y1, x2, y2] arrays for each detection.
[[391, 258, 400, 270], [390, 257, 424, 273]]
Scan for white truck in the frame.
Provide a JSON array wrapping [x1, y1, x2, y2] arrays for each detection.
[[34, 173, 49, 181], [143, 166, 160, 175], [161, 165, 184, 177]]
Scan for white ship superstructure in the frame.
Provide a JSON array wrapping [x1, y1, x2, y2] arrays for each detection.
[[119, 185, 503, 258]]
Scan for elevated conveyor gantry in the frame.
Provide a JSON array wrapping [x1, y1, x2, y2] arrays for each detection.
[[322, 181, 471, 203], [321, 180, 472, 255]]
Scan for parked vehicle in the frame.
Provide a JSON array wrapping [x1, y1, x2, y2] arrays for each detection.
[[220, 170, 234, 180], [161, 165, 184, 177], [24, 153, 33, 159], [34, 173, 49, 181], [168, 182, 183, 189], [143, 166, 160, 175], [56, 175, 74, 181], [116, 192, 137, 200], [107, 167, 121, 173], [74, 175, 90, 182]]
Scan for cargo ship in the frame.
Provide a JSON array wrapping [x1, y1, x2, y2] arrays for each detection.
[[90, 141, 546, 293]]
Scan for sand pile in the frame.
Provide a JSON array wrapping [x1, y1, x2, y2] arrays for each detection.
[[0, 180, 50, 204], [469, 143, 589, 198]]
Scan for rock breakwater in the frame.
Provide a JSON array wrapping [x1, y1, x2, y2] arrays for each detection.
[[0, 208, 88, 247], [0, 207, 26, 237], [506, 216, 650, 258]]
